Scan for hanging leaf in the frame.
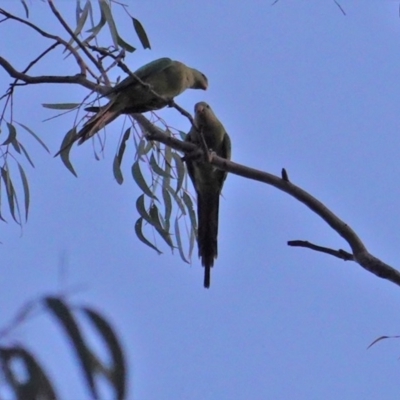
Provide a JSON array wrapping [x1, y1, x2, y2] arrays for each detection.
[[57, 128, 78, 177], [113, 128, 130, 184], [99, 0, 119, 48], [367, 335, 400, 349], [16, 122, 50, 153], [171, 152, 185, 192], [112, 156, 123, 185], [19, 143, 35, 168], [150, 153, 172, 179], [1, 167, 19, 224], [44, 297, 98, 399], [134, 217, 162, 254], [0, 346, 58, 399], [175, 217, 189, 263], [149, 204, 173, 248], [42, 103, 80, 110], [117, 35, 136, 53], [136, 138, 152, 159], [166, 185, 186, 215], [131, 17, 151, 49], [10, 138, 21, 154], [81, 307, 126, 400], [72, 0, 90, 40], [182, 191, 197, 231], [75, 0, 84, 24], [162, 187, 172, 226], [188, 224, 196, 259], [66, 1, 92, 55], [162, 144, 172, 189], [117, 128, 131, 164], [0, 176, 6, 223], [2, 123, 17, 146], [131, 161, 156, 199], [19, 0, 29, 18], [87, 0, 106, 35], [135, 194, 153, 225], [17, 163, 29, 221]]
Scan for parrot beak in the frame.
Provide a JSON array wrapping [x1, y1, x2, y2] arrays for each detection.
[[199, 73, 208, 90], [194, 81, 208, 90], [196, 104, 205, 114]]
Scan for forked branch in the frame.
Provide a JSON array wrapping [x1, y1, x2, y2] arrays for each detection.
[[136, 114, 400, 287]]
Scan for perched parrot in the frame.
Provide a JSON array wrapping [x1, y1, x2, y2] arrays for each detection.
[[77, 57, 208, 144], [185, 102, 231, 288]]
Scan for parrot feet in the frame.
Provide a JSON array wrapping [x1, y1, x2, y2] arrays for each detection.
[[182, 147, 215, 164], [165, 98, 175, 107], [182, 148, 202, 163], [184, 149, 214, 163], [207, 149, 216, 163]]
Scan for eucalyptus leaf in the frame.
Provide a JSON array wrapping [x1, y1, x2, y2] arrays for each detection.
[[131, 160, 156, 199], [16, 122, 50, 153], [132, 17, 151, 49], [135, 194, 153, 225], [45, 297, 97, 399], [134, 217, 162, 254], [17, 163, 29, 221], [3, 123, 17, 146], [42, 103, 80, 110], [82, 307, 126, 400], [175, 217, 189, 263], [99, 0, 118, 48], [58, 128, 78, 177], [182, 191, 197, 232]]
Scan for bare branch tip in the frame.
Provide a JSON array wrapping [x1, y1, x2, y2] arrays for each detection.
[[281, 168, 289, 182]]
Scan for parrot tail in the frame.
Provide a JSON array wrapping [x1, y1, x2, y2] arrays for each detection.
[[197, 190, 220, 288], [77, 105, 119, 144]]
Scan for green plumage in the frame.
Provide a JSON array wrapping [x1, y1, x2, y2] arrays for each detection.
[[78, 57, 208, 144], [185, 102, 231, 288]]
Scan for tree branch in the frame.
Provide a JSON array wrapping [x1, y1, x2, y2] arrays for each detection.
[[134, 114, 198, 154], [136, 114, 400, 287], [0, 57, 106, 93], [0, 8, 88, 76], [287, 240, 354, 261], [1, 4, 395, 289], [0, 43, 59, 102], [47, 0, 109, 85]]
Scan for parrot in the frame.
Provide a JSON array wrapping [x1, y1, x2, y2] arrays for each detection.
[[77, 57, 208, 144], [185, 102, 231, 288]]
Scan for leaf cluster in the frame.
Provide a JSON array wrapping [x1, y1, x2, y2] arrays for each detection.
[[1, 295, 126, 399]]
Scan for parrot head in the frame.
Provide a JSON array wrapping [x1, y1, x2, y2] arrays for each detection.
[[194, 101, 212, 118], [191, 70, 208, 90]]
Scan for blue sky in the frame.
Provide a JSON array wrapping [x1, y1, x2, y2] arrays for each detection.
[[2, 1, 400, 399]]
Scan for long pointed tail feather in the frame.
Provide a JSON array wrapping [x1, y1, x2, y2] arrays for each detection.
[[197, 191, 220, 288], [77, 108, 119, 144]]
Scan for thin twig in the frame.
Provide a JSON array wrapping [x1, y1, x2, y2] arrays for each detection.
[[47, 0, 109, 85], [287, 240, 354, 261], [0, 8, 88, 76], [0, 57, 105, 93], [2, 42, 60, 102], [0, 299, 38, 339], [333, 0, 346, 16]]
